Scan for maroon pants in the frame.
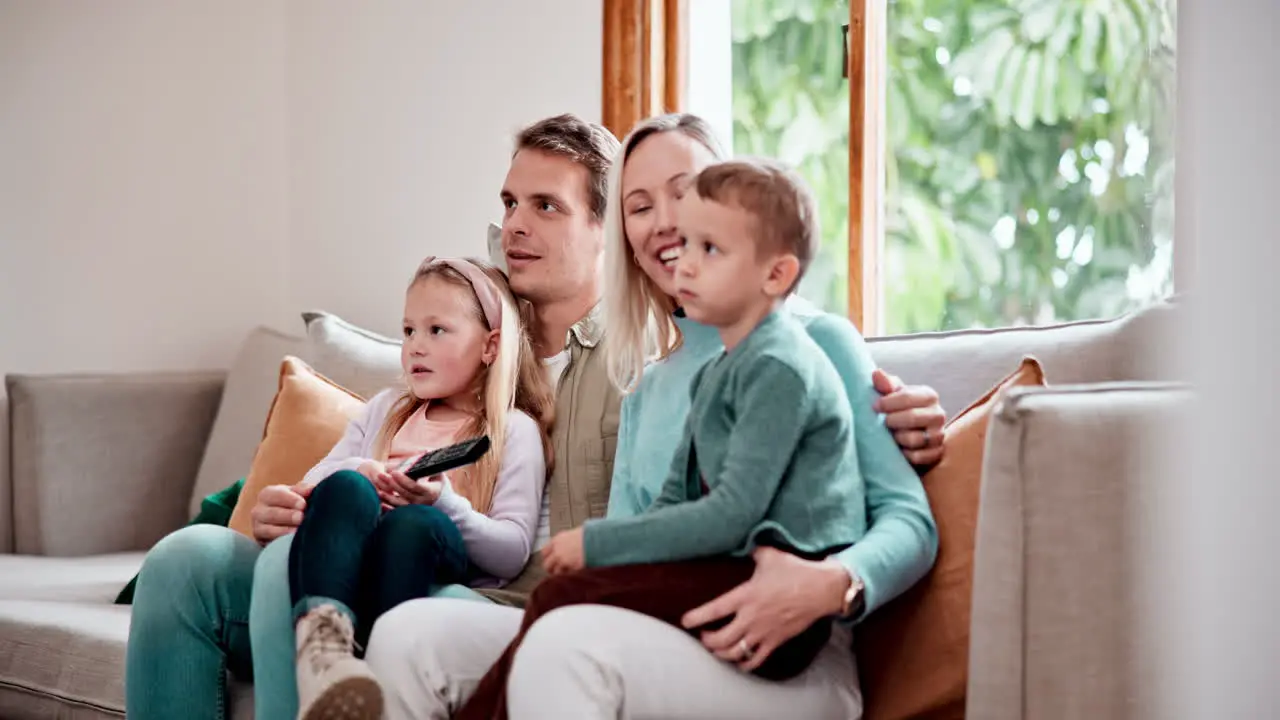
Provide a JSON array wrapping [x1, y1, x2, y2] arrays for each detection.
[[453, 557, 834, 720]]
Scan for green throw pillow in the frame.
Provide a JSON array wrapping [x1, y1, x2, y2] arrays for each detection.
[[114, 477, 246, 605]]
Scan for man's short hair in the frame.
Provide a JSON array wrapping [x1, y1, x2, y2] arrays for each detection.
[[515, 114, 620, 222], [693, 158, 819, 292]]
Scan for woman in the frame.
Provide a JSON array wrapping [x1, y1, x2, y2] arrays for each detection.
[[499, 114, 941, 718], [365, 113, 944, 719]]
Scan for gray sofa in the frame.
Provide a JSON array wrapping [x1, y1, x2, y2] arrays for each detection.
[[0, 300, 1185, 719]]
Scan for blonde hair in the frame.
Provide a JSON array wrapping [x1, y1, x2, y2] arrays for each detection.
[[604, 113, 727, 393], [372, 259, 555, 514]]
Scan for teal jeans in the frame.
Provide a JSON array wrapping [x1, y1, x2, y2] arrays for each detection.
[[125, 523, 487, 720], [125, 525, 298, 720]]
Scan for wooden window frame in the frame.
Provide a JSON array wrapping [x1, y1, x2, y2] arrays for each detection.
[[601, 0, 687, 139], [602, 0, 884, 334]]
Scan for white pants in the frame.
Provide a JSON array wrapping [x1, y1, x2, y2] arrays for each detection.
[[365, 599, 862, 720]]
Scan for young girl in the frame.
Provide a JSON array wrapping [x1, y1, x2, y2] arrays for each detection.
[[288, 256, 553, 720]]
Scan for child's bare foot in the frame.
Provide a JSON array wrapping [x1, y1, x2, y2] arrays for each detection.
[[295, 605, 383, 720]]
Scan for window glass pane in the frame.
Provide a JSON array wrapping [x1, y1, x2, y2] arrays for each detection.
[[688, 0, 851, 315], [883, 0, 1177, 332]]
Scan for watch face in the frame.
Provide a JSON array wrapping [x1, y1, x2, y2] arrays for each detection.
[[843, 576, 865, 617]]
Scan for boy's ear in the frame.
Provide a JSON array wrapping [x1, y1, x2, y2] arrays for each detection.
[[762, 254, 801, 297], [481, 328, 501, 366]]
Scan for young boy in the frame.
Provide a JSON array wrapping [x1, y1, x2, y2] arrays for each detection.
[[455, 158, 867, 719]]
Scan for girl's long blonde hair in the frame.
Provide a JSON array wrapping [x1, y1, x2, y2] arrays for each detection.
[[372, 258, 554, 515], [604, 113, 727, 393]]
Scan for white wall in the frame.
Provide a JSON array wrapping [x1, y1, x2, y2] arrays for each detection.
[[0, 1, 602, 538], [1141, 0, 1280, 715], [0, 1, 292, 374], [287, 0, 601, 337], [685, 0, 734, 151], [0, 0, 602, 369]]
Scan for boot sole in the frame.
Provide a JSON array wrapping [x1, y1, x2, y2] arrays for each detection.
[[299, 674, 384, 720]]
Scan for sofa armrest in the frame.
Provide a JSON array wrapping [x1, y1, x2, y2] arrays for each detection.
[[7, 372, 225, 556], [966, 382, 1189, 720]]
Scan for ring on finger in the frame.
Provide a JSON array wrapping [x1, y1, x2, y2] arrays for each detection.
[[737, 639, 753, 660], [922, 428, 931, 447]]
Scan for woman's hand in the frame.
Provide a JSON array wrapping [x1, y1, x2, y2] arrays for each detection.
[[543, 528, 586, 575], [380, 470, 444, 507], [250, 482, 312, 545], [872, 368, 947, 467], [680, 546, 850, 672]]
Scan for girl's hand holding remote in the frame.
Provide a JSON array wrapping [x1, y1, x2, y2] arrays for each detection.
[[357, 460, 405, 510], [356, 460, 390, 483], [382, 470, 444, 507]]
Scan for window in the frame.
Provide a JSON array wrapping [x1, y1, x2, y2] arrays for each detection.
[[603, 0, 1178, 336]]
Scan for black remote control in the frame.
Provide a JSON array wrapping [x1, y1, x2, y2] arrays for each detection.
[[403, 435, 491, 480]]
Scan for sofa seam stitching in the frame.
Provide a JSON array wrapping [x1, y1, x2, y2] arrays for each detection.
[[0, 677, 124, 715]]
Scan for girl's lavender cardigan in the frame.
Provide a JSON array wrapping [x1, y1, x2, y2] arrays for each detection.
[[302, 389, 547, 586]]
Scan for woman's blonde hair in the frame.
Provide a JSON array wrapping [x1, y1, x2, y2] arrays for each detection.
[[604, 113, 727, 393], [371, 258, 555, 514]]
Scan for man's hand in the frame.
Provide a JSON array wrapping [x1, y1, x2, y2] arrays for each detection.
[[681, 546, 850, 672], [251, 482, 312, 545], [543, 528, 586, 575], [872, 368, 947, 467], [382, 470, 443, 507]]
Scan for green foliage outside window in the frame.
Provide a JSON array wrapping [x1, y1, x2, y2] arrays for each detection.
[[730, 0, 1176, 333]]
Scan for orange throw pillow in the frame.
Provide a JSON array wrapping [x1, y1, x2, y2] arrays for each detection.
[[856, 356, 1047, 720], [227, 356, 368, 538]]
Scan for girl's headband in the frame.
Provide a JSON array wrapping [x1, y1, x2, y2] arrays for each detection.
[[418, 256, 503, 330]]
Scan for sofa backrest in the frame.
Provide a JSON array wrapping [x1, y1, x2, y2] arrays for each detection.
[[186, 326, 307, 517], [185, 312, 402, 514], [867, 298, 1181, 414], [185, 298, 1182, 516]]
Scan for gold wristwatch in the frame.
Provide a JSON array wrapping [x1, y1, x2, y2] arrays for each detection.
[[839, 570, 866, 620]]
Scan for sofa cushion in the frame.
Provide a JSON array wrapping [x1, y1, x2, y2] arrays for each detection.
[[301, 310, 402, 399], [867, 299, 1178, 416], [0, 599, 251, 720], [856, 357, 1047, 720], [8, 373, 224, 556], [227, 357, 367, 537], [0, 554, 145, 603], [0, 601, 129, 719], [188, 327, 306, 517]]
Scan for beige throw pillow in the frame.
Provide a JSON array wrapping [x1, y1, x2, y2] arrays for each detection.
[[227, 356, 367, 538], [856, 356, 1048, 720]]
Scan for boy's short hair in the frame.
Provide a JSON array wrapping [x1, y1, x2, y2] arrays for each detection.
[[514, 113, 621, 223], [693, 158, 818, 292]]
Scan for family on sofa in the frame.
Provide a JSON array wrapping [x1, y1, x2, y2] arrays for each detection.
[[125, 112, 951, 720]]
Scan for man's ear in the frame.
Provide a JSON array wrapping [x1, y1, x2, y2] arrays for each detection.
[[481, 328, 501, 366], [762, 254, 801, 297]]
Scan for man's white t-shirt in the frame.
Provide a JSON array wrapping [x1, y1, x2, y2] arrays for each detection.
[[533, 349, 571, 549]]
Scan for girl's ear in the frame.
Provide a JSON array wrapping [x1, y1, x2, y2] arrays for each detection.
[[481, 328, 501, 366]]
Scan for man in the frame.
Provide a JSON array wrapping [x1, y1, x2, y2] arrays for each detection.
[[124, 113, 945, 720]]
